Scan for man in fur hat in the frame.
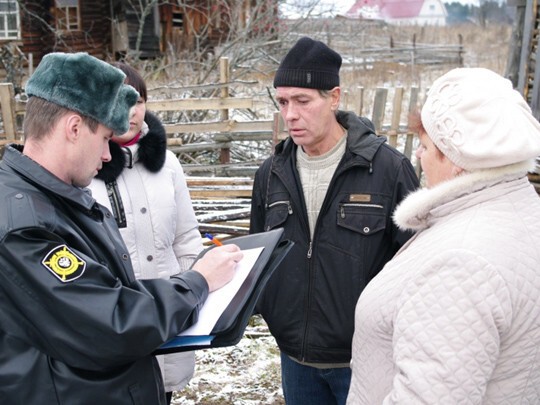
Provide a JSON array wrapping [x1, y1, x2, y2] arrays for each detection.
[[0, 52, 242, 404]]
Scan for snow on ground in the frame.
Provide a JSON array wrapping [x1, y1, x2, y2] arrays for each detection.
[[173, 317, 284, 405]]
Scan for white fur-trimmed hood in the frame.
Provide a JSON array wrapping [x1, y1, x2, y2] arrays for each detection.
[[393, 160, 536, 231]]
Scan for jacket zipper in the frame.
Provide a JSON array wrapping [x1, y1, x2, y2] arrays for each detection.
[[266, 200, 293, 214], [299, 161, 371, 362], [340, 203, 383, 218], [273, 157, 371, 362]]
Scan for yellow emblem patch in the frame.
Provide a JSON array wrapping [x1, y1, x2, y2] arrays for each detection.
[[42, 245, 86, 282]]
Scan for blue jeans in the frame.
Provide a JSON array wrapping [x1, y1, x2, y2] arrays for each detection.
[[280, 352, 351, 405]]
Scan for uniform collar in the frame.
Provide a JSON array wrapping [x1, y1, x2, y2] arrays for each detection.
[[3, 144, 96, 210]]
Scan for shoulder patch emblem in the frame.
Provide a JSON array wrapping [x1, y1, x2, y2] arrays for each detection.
[[42, 245, 86, 282]]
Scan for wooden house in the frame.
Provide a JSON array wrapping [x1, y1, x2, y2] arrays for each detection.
[[0, 0, 278, 65]]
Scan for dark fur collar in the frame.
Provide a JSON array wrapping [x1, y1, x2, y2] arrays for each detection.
[[95, 111, 167, 182]]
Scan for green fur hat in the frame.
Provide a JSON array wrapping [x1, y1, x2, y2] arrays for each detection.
[[25, 52, 139, 134]]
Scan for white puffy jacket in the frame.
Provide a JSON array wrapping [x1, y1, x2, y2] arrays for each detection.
[[348, 162, 540, 404], [88, 112, 203, 392]]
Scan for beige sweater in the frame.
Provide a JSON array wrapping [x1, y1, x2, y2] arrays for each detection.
[[297, 134, 346, 239]]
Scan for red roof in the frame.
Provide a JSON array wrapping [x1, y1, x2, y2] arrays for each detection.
[[346, 0, 426, 19]]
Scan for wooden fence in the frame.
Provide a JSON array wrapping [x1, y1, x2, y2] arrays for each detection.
[[0, 58, 422, 238], [0, 57, 421, 169]]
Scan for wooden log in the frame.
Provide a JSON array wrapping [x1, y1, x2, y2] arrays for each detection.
[[198, 223, 249, 236], [196, 208, 251, 223], [191, 198, 252, 206]]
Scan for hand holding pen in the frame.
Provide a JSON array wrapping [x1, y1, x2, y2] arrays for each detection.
[[194, 235, 243, 292]]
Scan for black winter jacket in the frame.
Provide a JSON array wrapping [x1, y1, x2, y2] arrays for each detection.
[[0, 145, 208, 404], [250, 111, 420, 364]]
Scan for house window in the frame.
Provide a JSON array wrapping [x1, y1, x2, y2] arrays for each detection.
[[55, 0, 80, 31], [0, 0, 20, 39], [172, 11, 183, 32]]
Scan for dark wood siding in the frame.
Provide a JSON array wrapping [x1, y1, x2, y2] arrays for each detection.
[[16, 0, 110, 63], [4, 0, 279, 65]]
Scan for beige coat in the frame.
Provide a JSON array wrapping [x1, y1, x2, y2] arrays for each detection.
[[348, 163, 540, 404]]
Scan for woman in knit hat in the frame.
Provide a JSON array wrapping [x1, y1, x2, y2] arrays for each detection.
[[347, 68, 540, 404]]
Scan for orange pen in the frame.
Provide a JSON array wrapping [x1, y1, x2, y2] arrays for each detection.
[[204, 233, 223, 246]]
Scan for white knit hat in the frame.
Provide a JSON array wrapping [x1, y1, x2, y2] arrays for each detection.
[[421, 67, 540, 171]]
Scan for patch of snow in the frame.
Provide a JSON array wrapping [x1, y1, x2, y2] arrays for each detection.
[[173, 319, 284, 404]]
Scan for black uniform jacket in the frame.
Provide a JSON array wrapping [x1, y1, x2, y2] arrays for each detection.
[[250, 111, 420, 364], [0, 145, 208, 404]]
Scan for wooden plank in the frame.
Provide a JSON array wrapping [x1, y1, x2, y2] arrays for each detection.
[[517, 0, 535, 97], [163, 119, 273, 135], [0, 83, 17, 139], [357, 86, 365, 116], [213, 132, 273, 142], [371, 88, 388, 134], [169, 142, 231, 153], [403, 86, 419, 161], [387, 87, 404, 147], [272, 111, 287, 147], [187, 177, 253, 186], [189, 187, 253, 199], [146, 97, 256, 111], [182, 163, 261, 177]]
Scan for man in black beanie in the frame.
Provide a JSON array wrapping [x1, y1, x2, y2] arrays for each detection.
[[250, 37, 419, 405]]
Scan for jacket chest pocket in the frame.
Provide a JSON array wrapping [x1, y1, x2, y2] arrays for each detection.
[[264, 200, 292, 231], [337, 203, 386, 236]]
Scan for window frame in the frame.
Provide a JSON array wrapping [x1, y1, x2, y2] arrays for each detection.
[[54, 0, 81, 32], [0, 0, 20, 40]]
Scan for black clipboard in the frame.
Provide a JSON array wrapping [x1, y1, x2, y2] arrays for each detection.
[[155, 228, 292, 354]]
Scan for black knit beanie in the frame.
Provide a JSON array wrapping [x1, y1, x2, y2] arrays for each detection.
[[273, 37, 342, 90]]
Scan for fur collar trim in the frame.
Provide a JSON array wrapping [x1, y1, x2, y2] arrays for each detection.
[[393, 160, 535, 231], [95, 111, 167, 182]]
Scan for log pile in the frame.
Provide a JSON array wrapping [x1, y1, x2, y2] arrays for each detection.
[[187, 176, 253, 243]]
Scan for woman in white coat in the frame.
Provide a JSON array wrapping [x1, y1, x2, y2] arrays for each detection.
[[88, 62, 202, 404], [347, 68, 540, 404]]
